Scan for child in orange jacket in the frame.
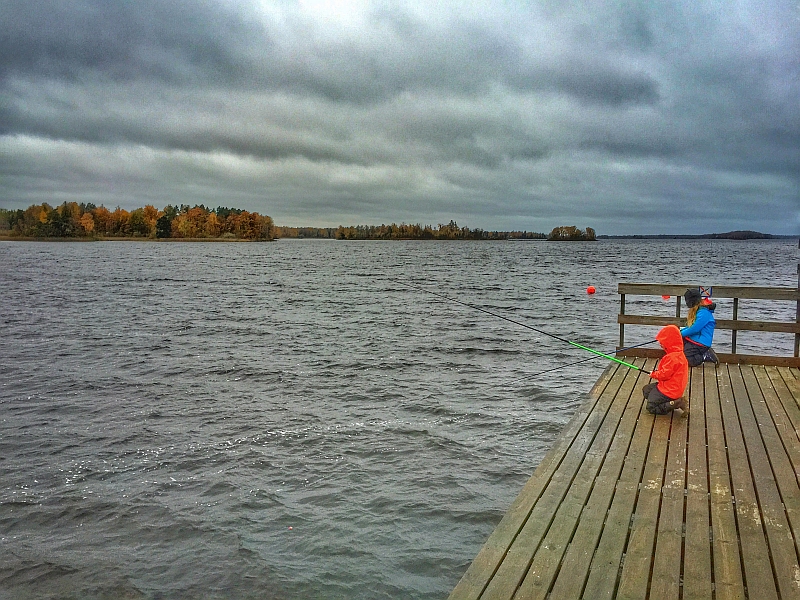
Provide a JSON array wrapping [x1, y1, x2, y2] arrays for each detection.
[[642, 324, 689, 415]]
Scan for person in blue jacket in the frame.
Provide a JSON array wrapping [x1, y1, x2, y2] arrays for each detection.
[[681, 288, 719, 366]]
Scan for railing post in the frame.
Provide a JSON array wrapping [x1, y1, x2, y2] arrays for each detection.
[[619, 293, 625, 350], [732, 298, 739, 355], [795, 263, 799, 357]]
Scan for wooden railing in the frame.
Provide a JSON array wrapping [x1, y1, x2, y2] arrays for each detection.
[[616, 276, 800, 367]]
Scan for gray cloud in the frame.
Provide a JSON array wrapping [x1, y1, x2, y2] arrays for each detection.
[[1, 0, 798, 234]]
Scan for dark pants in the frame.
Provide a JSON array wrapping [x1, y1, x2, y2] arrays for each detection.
[[684, 339, 708, 367], [642, 382, 678, 415]]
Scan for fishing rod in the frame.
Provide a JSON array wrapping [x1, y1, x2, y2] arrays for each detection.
[[393, 279, 651, 374], [507, 339, 656, 385]]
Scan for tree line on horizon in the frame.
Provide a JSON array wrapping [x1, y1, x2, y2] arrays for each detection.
[[1, 203, 595, 242], [276, 220, 546, 240], [0, 203, 275, 240]]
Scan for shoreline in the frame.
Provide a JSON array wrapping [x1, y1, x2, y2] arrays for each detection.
[[0, 235, 272, 242], [2, 235, 796, 243]]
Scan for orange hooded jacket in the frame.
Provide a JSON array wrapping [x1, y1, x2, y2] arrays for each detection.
[[649, 325, 689, 399]]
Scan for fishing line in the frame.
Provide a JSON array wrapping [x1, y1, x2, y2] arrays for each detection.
[[506, 339, 656, 385], [393, 279, 651, 374]]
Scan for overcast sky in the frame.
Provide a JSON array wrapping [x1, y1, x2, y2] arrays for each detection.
[[2, 0, 798, 234]]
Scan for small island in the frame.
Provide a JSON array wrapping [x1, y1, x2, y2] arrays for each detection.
[[547, 226, 597, 241]]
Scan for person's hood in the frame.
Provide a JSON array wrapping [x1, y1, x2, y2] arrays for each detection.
[[656, 324, 684, 354], [701, 298, 717, 311]]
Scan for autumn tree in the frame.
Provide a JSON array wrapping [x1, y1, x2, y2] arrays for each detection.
[[202, 212, 221, 237], [92, 206, 112, 235], [171, 207, 203, 238], [108, 207, 131, 236], [79, 212, 95, 235]]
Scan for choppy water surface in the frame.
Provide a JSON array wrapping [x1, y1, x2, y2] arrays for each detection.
[[1, 239, 797, 599]]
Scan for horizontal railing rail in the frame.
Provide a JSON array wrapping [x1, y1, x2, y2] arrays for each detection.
[[618, 315, 800, 334], [618, 283, 799, 301], [617, 279, 800, 366]]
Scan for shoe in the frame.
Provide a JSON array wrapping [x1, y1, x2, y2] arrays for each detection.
[[670, 397, 689, 414], [704, 348, 719, 365]]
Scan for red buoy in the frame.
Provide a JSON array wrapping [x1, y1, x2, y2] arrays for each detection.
[[586, 285, 596, 294], [662, 295, 671, 301]]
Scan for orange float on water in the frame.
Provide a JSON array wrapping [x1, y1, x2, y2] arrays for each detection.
[[662, 295, 671, 301], [586, 285, 596, 294]]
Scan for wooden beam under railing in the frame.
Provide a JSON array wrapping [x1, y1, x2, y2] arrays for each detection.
[[617, 315, 800, 334]]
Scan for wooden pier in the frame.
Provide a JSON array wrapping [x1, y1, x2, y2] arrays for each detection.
[[449, 282, 800, 599]]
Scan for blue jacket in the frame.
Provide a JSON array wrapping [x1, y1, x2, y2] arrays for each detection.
[[681, 307, 716, 347]]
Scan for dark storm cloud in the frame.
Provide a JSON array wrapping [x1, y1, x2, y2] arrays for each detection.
[[0, 0, 798, 234], [0, 0, 258, 85], [1, 0, 662, 108]]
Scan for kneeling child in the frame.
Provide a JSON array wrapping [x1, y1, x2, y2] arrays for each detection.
[[643, 324, 689, 415]]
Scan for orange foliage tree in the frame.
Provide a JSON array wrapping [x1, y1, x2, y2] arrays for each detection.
[[1, 202, 274, 241]]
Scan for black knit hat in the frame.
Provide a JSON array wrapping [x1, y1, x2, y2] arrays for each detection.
[[684, 288, 702, 308]]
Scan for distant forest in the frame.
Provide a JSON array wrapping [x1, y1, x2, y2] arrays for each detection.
[[1, 203, 559, 242], [0, 203, 275, 240], [276, 220, 546, 240]]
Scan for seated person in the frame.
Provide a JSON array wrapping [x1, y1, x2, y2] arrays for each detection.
[[681, 288, 719, 367]]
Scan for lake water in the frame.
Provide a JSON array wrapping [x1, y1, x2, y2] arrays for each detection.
[[1, 238, 797, 599]]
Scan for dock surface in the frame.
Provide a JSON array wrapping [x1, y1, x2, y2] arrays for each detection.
[[448, 360, 800, 599]]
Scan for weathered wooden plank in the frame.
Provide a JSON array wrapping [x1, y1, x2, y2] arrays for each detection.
[[682, 365, 712, 600], [578, 359, 659, 600], [479, 362, 638, 599], [589, 362, 620, 399], [617, 283, 799, 301], [765, 367, 800, 442], [614, 380, 674, 600], [758, 368, 800, 484], [730, 366, 800, 598], [705, 364, 746, 600], [617, 314, 800, 334], [514, 362, 649, 599], [719, 365, 779, 600], [447, 363, 626, 600], [648, 392, 688, 599], [776, 366, 800, 409], [744, 367, 800, 562]]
